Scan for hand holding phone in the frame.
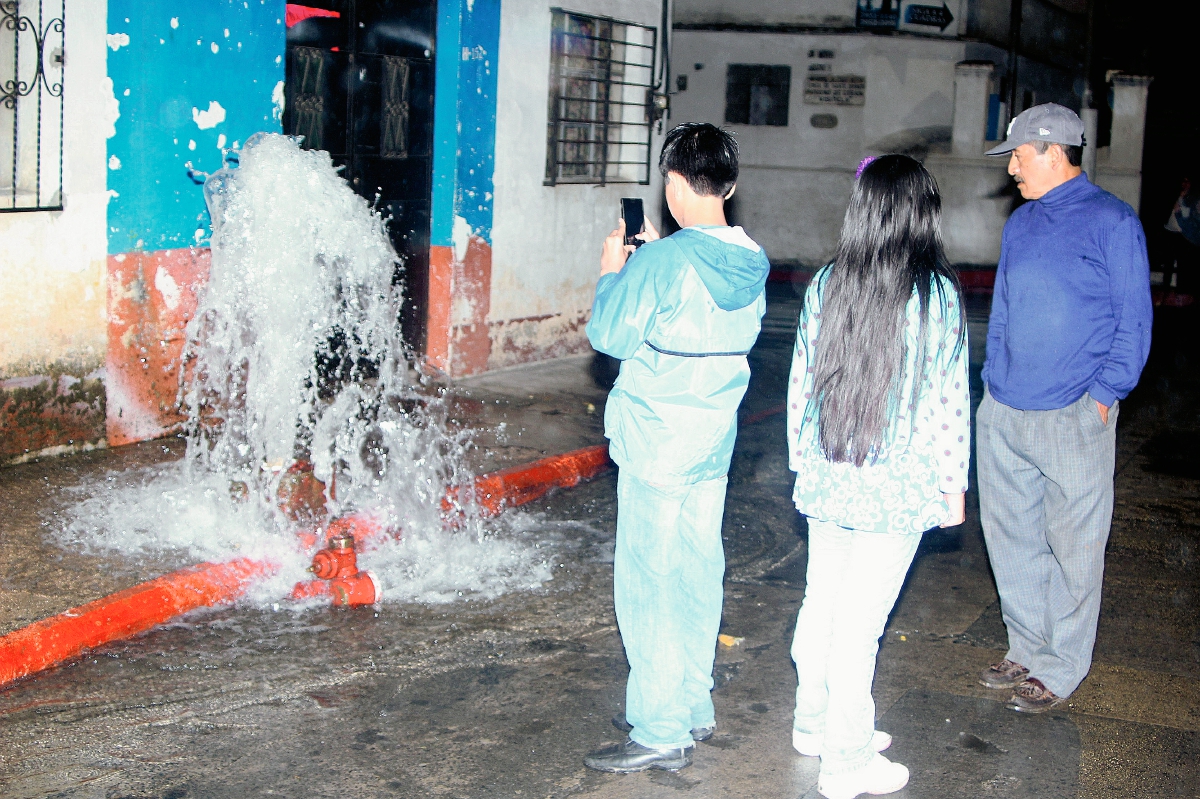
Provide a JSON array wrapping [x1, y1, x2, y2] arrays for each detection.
[[621, 198, 645, 248]]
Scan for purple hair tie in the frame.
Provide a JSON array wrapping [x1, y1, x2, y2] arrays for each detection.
[[855, 156, 877, 180]]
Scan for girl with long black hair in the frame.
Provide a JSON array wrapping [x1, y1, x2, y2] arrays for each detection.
[[785, 154, 969, 799]]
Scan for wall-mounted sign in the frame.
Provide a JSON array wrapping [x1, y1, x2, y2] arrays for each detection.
[[898, 0, 961, 37], [856, 0, 899, 30], [904, 2, 953, 29], [803, 75, 866, 107]]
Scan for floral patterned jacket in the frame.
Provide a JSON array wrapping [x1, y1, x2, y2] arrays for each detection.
[[786, 266, 970, 535]]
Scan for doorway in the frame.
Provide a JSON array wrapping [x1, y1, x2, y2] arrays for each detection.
[[284, 0, 436, 354]]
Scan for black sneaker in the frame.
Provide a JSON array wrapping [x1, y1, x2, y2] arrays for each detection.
[[612, 714, 714, 742], [583, 738, 693, 773]]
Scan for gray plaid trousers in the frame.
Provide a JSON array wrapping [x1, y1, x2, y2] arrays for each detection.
[[976, 388, 1118, 697]]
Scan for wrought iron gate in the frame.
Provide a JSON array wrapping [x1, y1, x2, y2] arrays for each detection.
[[1, 0, 65, 212]]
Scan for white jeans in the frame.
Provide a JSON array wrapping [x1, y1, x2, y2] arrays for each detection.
[[791, 518, 922, 775]]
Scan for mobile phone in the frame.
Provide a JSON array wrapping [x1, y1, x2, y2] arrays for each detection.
[[621, 198, 645, 247]]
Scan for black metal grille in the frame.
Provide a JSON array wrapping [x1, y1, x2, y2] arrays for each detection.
[[1, 0, 64, 212], [545, 8, 655, 186], [288, 45, 328, 152], [380, 55, 410, 159]]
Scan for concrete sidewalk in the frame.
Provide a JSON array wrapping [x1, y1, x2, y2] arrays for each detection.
[[0, 284, 1197, 798]]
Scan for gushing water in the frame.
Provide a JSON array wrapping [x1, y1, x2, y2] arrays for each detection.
[[56, 135, 554, 604]]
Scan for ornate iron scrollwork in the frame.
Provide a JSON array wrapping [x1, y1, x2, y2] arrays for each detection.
[[380, 56, 410, 159], [2, 0, 65, 211], [1, 0, 64, 109]]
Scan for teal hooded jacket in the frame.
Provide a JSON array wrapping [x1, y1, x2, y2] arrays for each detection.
[[586, 226, 770, 484]]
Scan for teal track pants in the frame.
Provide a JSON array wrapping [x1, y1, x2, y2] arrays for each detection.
[[614, 470, 728, 750]]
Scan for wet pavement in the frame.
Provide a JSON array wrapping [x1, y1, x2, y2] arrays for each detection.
[[1, 283, 1198, 798]]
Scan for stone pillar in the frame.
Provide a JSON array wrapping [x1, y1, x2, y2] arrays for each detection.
[[1108, 74, 1153, 171], [1081, 107, 1099, 179], [952, 61, 995, 157]]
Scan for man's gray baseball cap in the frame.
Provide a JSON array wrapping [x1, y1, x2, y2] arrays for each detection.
[[985, 103, 1085, 156]]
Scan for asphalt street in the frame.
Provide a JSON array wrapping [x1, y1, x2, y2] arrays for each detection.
[[0, 282, 1197, 798]]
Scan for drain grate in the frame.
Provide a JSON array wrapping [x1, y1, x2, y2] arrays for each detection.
[[1141, 431, 1200, 479]]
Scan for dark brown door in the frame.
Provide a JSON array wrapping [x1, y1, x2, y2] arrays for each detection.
[[284, 0, 436, 355]]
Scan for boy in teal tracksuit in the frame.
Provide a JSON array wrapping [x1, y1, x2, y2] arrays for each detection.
[[583, 123, 770, 773]]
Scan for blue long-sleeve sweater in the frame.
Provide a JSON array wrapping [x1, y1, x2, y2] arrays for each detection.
[[983, 173, 1152, 410]]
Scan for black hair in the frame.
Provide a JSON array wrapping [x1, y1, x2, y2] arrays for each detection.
[[1031, 139, 1084, 167], [810, 154, 964, 467], [658, 122, 738, 197]]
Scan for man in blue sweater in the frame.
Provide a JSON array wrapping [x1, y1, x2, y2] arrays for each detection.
[[976, 104, 1153, 712]]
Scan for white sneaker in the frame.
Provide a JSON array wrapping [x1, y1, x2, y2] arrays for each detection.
[[817, 754, 909, 799], [792, 728, 893, 757]]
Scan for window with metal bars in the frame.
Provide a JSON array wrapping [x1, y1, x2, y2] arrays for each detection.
[[544, 8, 655, 186], [1, 0, 65, 212]]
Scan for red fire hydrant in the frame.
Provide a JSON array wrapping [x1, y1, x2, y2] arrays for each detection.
[[290, 532, 380, 606]]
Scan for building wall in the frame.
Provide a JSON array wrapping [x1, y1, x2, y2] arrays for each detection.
[[676, 0, 857, 28], [104, 0, 284, 446], [677, 0, 970, 36], [671, 30, 969, 267], [0, 0, 109, 464], [671, 22, 1149, 271], [487, 0, 665, 371], [425, 0, 666, 376]]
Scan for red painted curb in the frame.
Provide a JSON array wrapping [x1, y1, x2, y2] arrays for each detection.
[[443, 444, 613, 518], [0, 558, 274, 687], [0, 445, 615, 688]]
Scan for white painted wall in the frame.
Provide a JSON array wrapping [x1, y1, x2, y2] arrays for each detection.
[[490, 0, 665, 366], [676, 0, 856, 27], [0, 0, 109, 378], [675, 1, 967, 37], [671, 29, 967, 266]]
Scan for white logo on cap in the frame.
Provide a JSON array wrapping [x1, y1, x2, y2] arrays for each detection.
[[1006, 119, 1015, 136], [1038, 127, 1051, 135]]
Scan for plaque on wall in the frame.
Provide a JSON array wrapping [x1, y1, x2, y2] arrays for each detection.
[[803, 75, 866, 107], [856, 0, 899, 29]]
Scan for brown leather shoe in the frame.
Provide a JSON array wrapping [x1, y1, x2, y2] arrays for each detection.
[[979, 659, 1029, 689], [1008, 678, 1066, 713]]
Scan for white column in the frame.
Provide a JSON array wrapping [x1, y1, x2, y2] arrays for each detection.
[[1108, 74, 1153, 171], [952, 61, 995, 157], [1081, 107, 1098, 179]]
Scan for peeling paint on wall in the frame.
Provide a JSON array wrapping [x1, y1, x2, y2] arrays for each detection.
[[0, 370, 107, 464], [0, 255, 106, 378], [99, 0, 286, 450], [106, 248, 210, 447], [100, 77, 120, 139], [0, 2, 111, 465], [106, 0, 285, 253], [432, 0, 499, 248], [427, 0, 500, 376], [427, 239, 492, 377], [192, 101, 228, 130], [272, 80, 285, 120], [487, 310, 592, 371]]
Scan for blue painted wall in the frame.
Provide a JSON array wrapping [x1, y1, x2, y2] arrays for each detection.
[[106, 1, 285, 254], [431, 0, 500, 248]]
